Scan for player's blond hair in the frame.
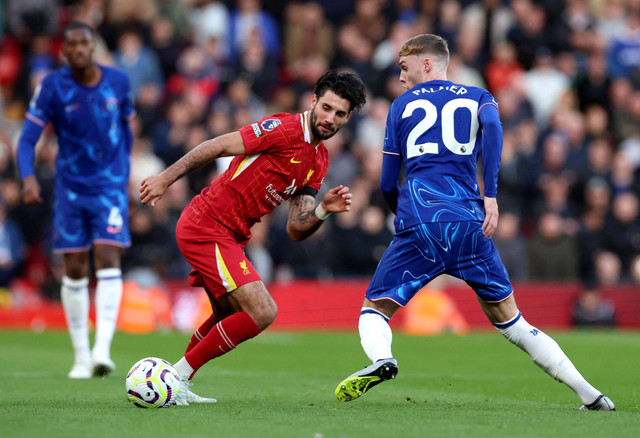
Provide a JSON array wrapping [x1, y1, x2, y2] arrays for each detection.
[[398, 34, 450, 68]]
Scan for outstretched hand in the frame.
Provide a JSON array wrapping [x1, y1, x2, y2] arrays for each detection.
[[321, 185, 352, 213], [139, 174, 170, 207]]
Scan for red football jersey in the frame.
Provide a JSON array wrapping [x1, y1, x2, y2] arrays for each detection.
[[187, 112, 329, 241]]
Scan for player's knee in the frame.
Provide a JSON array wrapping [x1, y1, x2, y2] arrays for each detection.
[[249, 299, 277, 330]]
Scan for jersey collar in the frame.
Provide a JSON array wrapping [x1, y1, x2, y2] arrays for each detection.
[[300, 111, 311, 144]]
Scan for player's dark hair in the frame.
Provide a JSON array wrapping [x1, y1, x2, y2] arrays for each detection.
[[63, 21, 96, 40], [314, 71, 366, 113]]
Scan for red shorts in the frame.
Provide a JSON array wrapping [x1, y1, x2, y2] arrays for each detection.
[[176, 210, 261, 300]]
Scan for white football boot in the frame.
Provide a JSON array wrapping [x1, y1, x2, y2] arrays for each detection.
[[91, 353, 116, 377], [174, 375, 217, 406], [579, 395, 616, 411], [68, 362, 92, 379]]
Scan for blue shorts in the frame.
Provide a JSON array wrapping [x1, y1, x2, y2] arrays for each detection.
[[52, 181, 131, 253], [366, 222, 513, 306]]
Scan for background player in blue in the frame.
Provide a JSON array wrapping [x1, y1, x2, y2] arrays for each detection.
[[16, 22, 134, 379], [334, 34, 614, 411]]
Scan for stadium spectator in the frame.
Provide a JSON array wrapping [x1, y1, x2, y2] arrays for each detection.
[[283, 1, 334, 70], [227, 0, 281, 63], [231, 33, 279, 99], [485, 41, 524, 95], [528, 210, 579, 280], [113, 27, 164, 100], [460, 0, 515, 66], [6, 0, 59, 41], [594, 250, 623, 285], [602, 191, 640, 282], [607, 10, 640, 79], [188, 0, 229, 49], [521, 47, 572, 128], [345, 0, 389, 48], [152, 98, 194, 167], [576, 179, 611, 286], [139, 71, 366, 405], [149, 15, 185, 81], [574, 51, 611, 112], [583, 104, 611, 141], [572, 285, 616, 328], [493, 210, 529, 281], [610, 149, 638, 195], [507, 0, 551, 70], [15, 22, 134, 379]]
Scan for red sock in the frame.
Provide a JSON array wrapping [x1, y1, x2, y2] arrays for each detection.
[[185, 314, 217, 354], [185, 311, 262, 372]]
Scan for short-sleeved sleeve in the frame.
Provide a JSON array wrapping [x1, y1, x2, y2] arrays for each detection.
[[25, 77, 54, 127], [238, 115, 290, 155]]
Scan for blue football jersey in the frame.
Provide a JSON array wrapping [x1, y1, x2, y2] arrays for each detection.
[[25, 64, 134, 194], [383, 80, 502, 232]]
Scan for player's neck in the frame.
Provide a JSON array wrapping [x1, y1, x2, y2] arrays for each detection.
[[423, 72, 447, 83], [71, 64, 102, 87]]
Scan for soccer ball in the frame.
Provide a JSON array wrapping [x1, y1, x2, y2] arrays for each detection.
[[125, 357, 180, 408]]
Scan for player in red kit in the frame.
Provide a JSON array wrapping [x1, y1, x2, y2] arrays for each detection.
[[140, 71, 367, 405]]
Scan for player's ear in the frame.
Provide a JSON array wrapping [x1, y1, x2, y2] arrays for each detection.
[[310, 94, 318, 108], [423, 56, 431, 73]]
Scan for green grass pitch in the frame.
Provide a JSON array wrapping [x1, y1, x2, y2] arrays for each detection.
[[1, 329, 638, 438]]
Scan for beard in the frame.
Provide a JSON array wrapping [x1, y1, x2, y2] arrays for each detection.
[[309, 105, 337, 140]]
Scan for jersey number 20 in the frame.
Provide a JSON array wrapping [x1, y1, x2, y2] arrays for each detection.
[[402, 98, 479, 158]]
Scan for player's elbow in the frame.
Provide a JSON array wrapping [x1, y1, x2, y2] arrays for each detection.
[[482, 118, 502, 133], [286, 223, 306, 242]]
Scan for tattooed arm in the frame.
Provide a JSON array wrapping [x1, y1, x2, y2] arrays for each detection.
[[140, 132, 245, 207], [286, 185, 352, 242]]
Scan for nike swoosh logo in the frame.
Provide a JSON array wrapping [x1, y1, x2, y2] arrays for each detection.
[[290, 158, 302, 164]]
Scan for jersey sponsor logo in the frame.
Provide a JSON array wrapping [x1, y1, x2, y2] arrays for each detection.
[[283, 179, 297, 195], [290, 157, 302, 164], [251, 123, 263, 138], [240, 260, 251, 275], [105, 97, 119, 113], [65, 103, 81, 113], [265, 183, 285, 207], [302, 170, 314, 185], [260, 119, 282, 132]]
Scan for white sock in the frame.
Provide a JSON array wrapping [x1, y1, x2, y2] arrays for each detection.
[[173, 357, 195, 379], [61, 276, 90, 365], [495, 312, 602, 405], [92, 268, 123, 359], [359, 307, 393, 363]]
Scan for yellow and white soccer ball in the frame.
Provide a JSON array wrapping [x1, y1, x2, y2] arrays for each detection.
[[125, 357, 180, 408]]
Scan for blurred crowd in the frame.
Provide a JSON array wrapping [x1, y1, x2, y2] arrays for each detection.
[[2, 0, 640, 301]]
